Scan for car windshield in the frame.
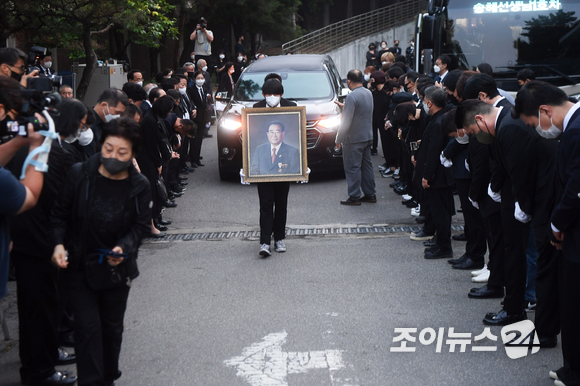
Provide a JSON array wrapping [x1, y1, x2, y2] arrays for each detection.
[[234, 71, 333, 101], [444, 0, 580, 79]]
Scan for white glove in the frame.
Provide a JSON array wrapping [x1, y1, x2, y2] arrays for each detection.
[[514, 201, 532, 223], [239, 169, 250, 185], [469, 197, 479, 209], [465, 159, 470, 172], [440, 153, 453, 168], [488, 183, 501, 203], [299, 167, 311, 184]]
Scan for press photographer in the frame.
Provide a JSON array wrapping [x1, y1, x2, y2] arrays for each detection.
[[0, 47, 39, 88]]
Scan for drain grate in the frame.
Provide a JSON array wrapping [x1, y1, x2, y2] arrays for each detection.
[[145, 224, 465, 242]]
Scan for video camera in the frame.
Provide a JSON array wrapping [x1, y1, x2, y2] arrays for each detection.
[[199, 17, 207, 30]]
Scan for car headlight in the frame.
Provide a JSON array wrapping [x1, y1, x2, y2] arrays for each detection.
[[317, 115, 341, 132], [220, 117, 242, 131]]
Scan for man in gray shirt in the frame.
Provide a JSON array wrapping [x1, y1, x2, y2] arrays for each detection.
[[335, 69, 376, 205]]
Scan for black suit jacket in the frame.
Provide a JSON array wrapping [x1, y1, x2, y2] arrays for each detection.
[[217, 72, 234, 97], [552, 107, 580, 262], [250, 142, 300, 175], [467, 134, 501, 217], [252, 98, 297, 108], [418, 108, 454, 188], [188, 86, 209, 126]]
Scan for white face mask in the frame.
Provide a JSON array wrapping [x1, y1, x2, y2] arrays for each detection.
[[434, 65, 441, 73], [104, 104, 120, 123], [64, 129, 80, 144], [78, 128, 94, 146], [178, 87, 187, 95], [381, 44, 387, 49], [422, 102, 430, 115], [364, 74, 371, 82], [536, 110, 562, 139], [191, 55, 195, 61], [456, 130, 470, 145], [202, 66, 208, 72], [219, 54, 225, 59], [195, 79, 205, 87], [237, 56, 244, 62], [43, 61, 52, 69], [382, 61, 387, 66], [265, 95, 281, 107], [136, 81, 143, 87]]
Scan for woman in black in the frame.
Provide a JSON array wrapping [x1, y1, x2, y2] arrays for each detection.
[[370, 70, 389, 157], [135, 96, 175, 236], [51, 118, 151, 386], [217, 62, 235, 98]]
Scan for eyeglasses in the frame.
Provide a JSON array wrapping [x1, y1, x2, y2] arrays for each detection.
[[80, 122, 90, 131], [9, 65, 26, 74]]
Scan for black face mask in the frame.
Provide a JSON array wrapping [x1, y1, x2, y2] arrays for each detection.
[[10, 69, 23, 82], [100, 154, 132, 175], [187, 71, 195, 79], [447, 94, 459, 106]]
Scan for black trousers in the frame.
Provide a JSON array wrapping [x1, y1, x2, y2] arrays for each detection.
[[558, 255, 580, 386], [426, 186, 453, 250], [500, 207, 529, 314], [456, 179, 486, 261], [483, 211, 505, 291], [189, 131, 204, 164], [13, 252, 59, 384], [533, 224, 561, 339], [257, 182, 290, 245], [67, 270, 130, 386], [420, 187, 436, 235], [372, 125, 379, 152], [179, 137, 190, 168]]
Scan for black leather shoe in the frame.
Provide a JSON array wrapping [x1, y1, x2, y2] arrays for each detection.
[[340, 197, 361, 206], [410, 230, 434, 241], [170, 189, 184, 197], [149, 231, 166, 238], [539, 335, 557, 348], [415, 216, 425, 224], [483, 309, 527, 326], [453, 258, 485, 270], [164, 200, 177, 208], [360, 195, 377, 203], [196, 162, 205, 167], [452, 233, 467, 241], [423, 239, 436, 247], [448, 254, 468, 265], [159, 219, 172, 226], [57, 348, 76, 365], [468, 285, 504, 299], [203, 134, 213, 138], [155, 224, 168, 232], [179, 176, 188, 181], [179, 181, 188, 186], [404, 200, 419, 208], [424, 248, 453, 259], [38, 371, 77, 385], [389, 181, 402, 188]]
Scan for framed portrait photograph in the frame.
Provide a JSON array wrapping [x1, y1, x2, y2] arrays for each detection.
[[241, 106, 308, 183]]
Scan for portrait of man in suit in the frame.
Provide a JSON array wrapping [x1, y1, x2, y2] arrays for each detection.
[[250, 120, 300, 176]]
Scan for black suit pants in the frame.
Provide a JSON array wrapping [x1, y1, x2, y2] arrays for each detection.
[[13, 252, 59, 384], [257, 182, 290, 244], [67, 270, 130, 386], [500, 207, 529, 314], [426, 186, 453, 250], [456, 179, 486, 261], [533, 224, 561, 338], [483, 211, 505, 291]]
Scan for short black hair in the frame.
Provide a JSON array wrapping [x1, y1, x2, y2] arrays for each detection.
[[100, 117, 142, 155], [456, 71, 478, 99], [513, 80, 568, 118], [385, 80, 400, 92], [406, 71, 420, 83], [162, 68, 173, 77], [193, 71, 205, 80], [393, 102, 417, 126], [262, 79, 284, 95], [121, 103, 142, 120], [166, 89, 181, 102], [462, 74, 500, 100], [437, 55, 451, 67], [152, 95, 175, 118], [180, 118, 196, 137], [424, 86, 447, 108], [224, 62, 234, 73], [477, 63, 493, 77], [0, 47, 27, 67], [387, 66, 405, 80], [264, 73, 282, 83], [175, 67, 188, 77], [267, 121, 285, 132], [391, 62, 407, 73], [517, 68, 536, 82], [172, 74, 187, 82], [160, 77, 177, 92], [96, 88, 130, 108], [127, 69, 142, 82], [441, 109, 457, 135], [394, 55, 407, 64], [149, 87, 164, 103], [0, 76, 23, 113], [455, 100, 493, 129], [122, 82, 147, 103], [55, 98, 88, 138], [347, 69, 363, 83], [442, 69, 463, 92]]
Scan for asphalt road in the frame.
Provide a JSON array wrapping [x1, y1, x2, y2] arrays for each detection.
[[0, 125, 562, 386]]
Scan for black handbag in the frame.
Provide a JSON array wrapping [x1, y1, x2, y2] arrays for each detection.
[[156, 176, 168, 202], [84, 250, 128, 290]]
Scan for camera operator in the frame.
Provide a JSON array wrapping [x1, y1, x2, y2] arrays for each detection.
[[189, 17, 213, 70], [0, 47, 39, 88], [9, 98, 87, 386], [0, 77, 46, 301]]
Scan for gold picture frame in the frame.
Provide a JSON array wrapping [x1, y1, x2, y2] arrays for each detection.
[[241, 106, 308, 183]]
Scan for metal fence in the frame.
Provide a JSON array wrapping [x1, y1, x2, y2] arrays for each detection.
[[282, 0, 428, 55]]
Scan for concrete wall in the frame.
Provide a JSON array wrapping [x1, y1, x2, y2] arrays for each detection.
[[327, 20, 416, 79]]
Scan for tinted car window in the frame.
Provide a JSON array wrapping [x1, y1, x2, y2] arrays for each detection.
[[235, 71, 334, 101]]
